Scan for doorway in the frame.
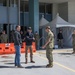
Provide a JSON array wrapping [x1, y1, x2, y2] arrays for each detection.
[[3, 24, 8, 34], [1, 24, 15, 42]]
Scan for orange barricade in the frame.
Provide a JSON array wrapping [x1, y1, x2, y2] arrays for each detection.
[[0, 42, 36, 55], [32, 42, 36, 52], [3, 43, 11, 54], [9, 43, 15, 54], [0, 43, 4, 55], [3, 43, 15, 54], [21, 42, 25, 53], [27, 42, 36, 53]]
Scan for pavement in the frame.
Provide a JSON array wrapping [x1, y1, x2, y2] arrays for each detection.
[[0, 48, 75, 75]]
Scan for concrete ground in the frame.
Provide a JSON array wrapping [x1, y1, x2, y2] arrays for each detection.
[[0, 48, 75, 75]]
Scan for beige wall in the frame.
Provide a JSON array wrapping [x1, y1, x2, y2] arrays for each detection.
[[52, 3, 58, 19], [68, 1, 75, 24], [58, 2, 68, 21], [52, 2, 68, 22]]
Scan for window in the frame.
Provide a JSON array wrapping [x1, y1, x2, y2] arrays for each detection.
[[3, 0, 7, 6], [39, 3, 52, 14], [46, 4, 52, 14], [0, 0, 7, 6], [9, 0, 18, 7], [20, 1, 23, 12], [0, 0, 3, 6], [25, 2, 29, 12], [39, 3, 45, 13], [20, 1, 29, 12]]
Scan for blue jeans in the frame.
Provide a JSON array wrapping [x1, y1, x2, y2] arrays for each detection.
[[15, 45, 21, 66]]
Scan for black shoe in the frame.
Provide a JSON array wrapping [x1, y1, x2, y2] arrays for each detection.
[[17, 65, 24, 68], [30, 60, 35, 63], [15, 65, 17, 67]]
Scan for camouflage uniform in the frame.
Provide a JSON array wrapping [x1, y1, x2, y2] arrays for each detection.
[[0, 34, 8, 43], [34, 33, 39, 49], [46, 31, 54, 66], [72, 34, 75, 53]]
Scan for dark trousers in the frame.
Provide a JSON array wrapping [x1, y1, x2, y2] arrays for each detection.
[[58, 39, 63, 48], [25, 46, 33, 61]]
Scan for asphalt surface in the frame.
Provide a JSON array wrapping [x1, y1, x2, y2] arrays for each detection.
[[0, 48, 75, 75]]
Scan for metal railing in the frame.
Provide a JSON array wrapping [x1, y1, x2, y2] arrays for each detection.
[[38, 36, 46, 50]]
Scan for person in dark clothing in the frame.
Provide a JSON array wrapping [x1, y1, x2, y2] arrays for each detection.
[[0, 32, 2, 43], [10, 30, 15, 43], [20, 31, 24, 42], [13, 25, 23, 68], [57, 30, 63, 48], [34, 31, 39, 50], [25, 27, 35, 64]]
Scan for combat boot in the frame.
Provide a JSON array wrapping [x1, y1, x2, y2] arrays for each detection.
[[46, 63, 53, 68], [31, 60, 35, 63], [72, 51, 75, 54], [25, 57, 28, 64], [30, 58, 35, 63]]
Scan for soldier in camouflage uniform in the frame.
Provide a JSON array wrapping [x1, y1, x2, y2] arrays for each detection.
[[0, 30, 8, 43], [42, 26, 54, 68], [34, 31, 39, 50], [72, 30, 75, 54]]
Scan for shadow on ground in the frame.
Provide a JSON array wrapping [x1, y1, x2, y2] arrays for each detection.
[[0, 65, 16, 68], [0, 65, 45, 69], [5, 63, 14, 64], [5, 62, 39, 65], [25, 65, 46, 69], [58, 53, 73, 55], [5, 62, 27, 65]]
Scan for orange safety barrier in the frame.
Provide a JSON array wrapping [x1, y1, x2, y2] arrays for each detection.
[[0, 44, 4, 55], [3, 43, 11, 54], [8, 43, 15, 53], [27, 42, 36, 53], [32, 42, 36, 52], [3, 43, 15, 54], [21, 42, 25, 53], [0, 42, 36, 55], [0, 43, 15, 55]]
